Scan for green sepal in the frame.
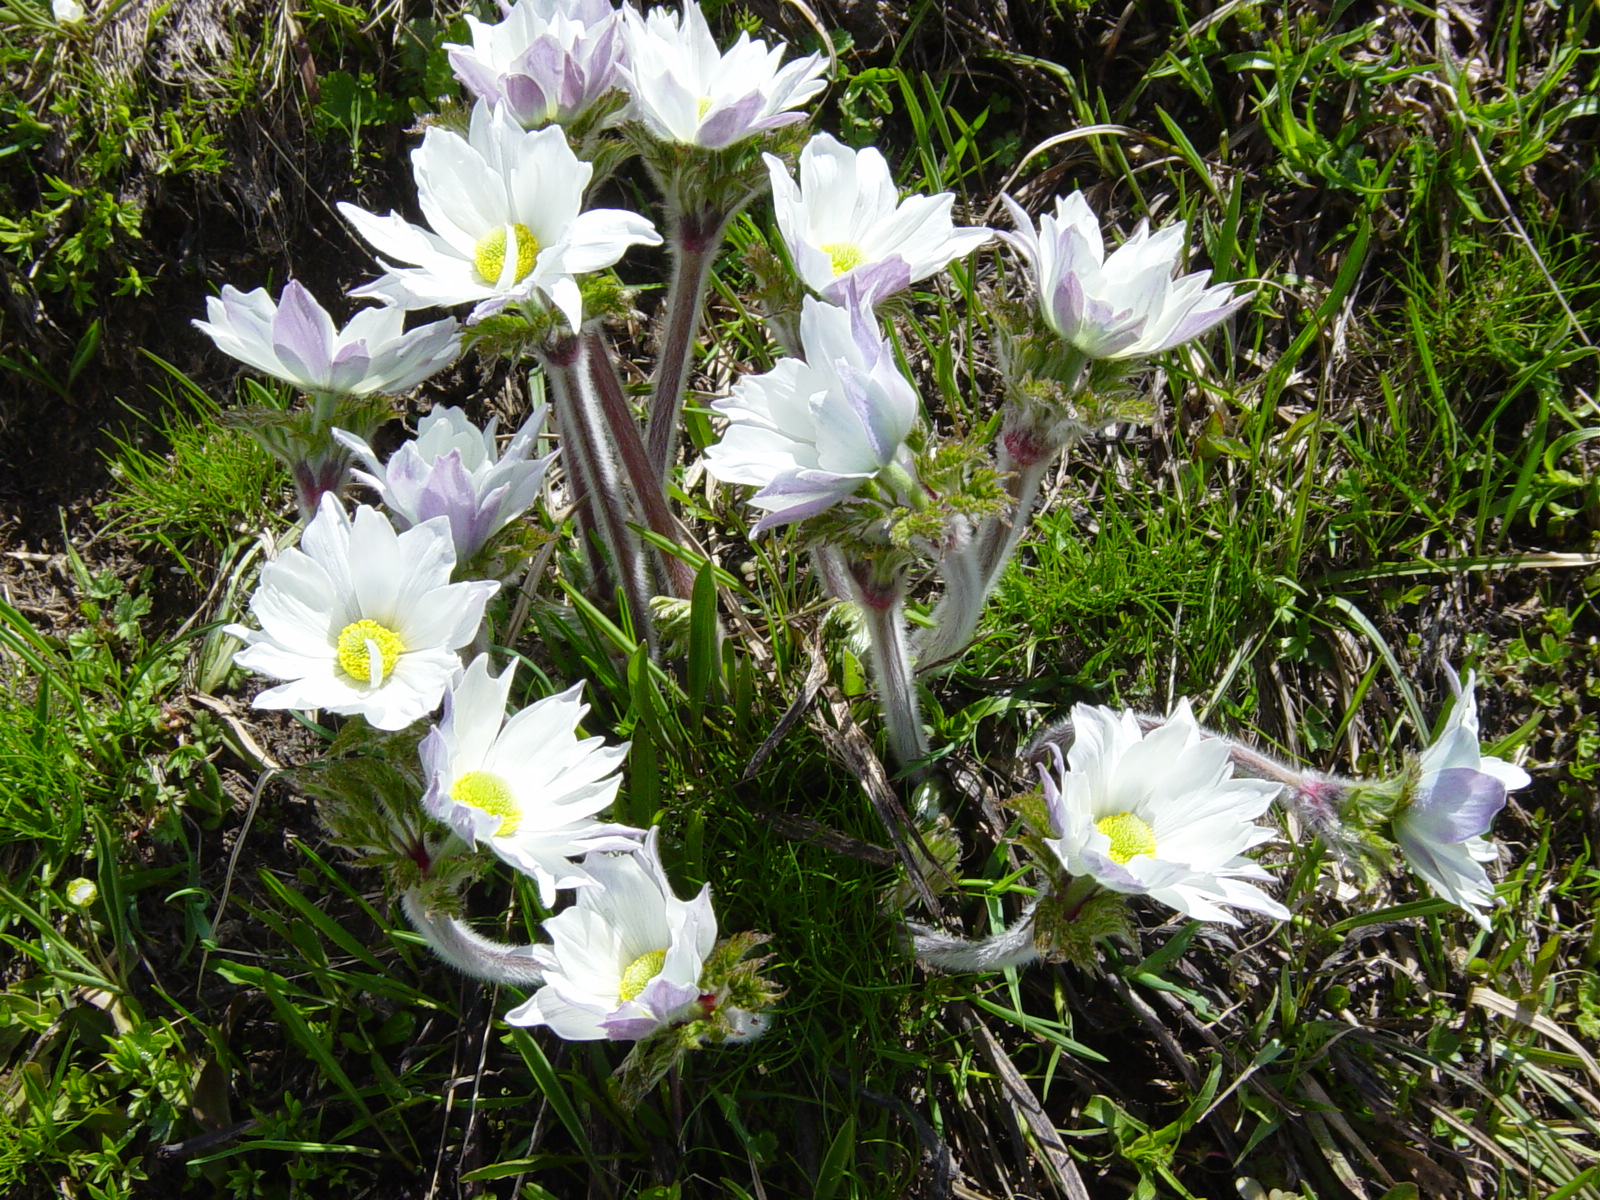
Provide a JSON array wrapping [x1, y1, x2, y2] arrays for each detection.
[[611, 1022, 704, 1112], [628, 123, 808, 219], [290, 724, 483, 900], [1031, 883, 1135, 968], [700, 931, 784, 1019], [1006, 786, 1056, 845], [466, 305, 561, 363]]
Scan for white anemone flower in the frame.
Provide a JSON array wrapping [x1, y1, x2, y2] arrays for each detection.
[[1040, 700, 1289, 925], [338, 100, 661, 326], [621, 2, 827, 150], [1394, 669, 1531, 927], [193, 280, 460, 395], [1001, 191, 1248, 360], [446, 0, 627, 129], [703, 296, 920, 531], [506, 828, 717, 1040], [420, 655, 641, 905], [765, 134, 992, 307], [334, 405, 554, 564], [225, 495, 497, 731]]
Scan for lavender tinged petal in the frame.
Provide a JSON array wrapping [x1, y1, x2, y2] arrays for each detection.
[[825, 257, 913, 310], [749, 488, 854, 533], [449, 49, 506, 103], [271, 281, 335, 386], [1410, 769, 1508, 842], [502, 71, 557, 124], [695, 92, 766, 149]]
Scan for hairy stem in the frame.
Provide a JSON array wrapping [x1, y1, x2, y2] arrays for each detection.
[[584, 328, 695, 599], [918, 454, 1052, 670], [849, 560, 929, 775], [645, 207, 731, 482], [401, 889, 547, 986], [541, 335, 658, 654]]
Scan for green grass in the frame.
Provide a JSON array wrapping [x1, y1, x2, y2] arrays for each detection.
[[2, 0, 1598, 1197]]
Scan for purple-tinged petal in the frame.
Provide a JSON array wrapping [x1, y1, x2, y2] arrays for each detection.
[[695, 91, 765, 148], [271, 281, 336, 388], [825, 257, 913, 310], [1410, 768, 1508, 842]]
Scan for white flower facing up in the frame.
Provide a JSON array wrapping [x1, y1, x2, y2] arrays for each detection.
[[1001, 191, 1248, 360], [334, 405, 554, 564], [225, 495, 497, 731], [420, 655, 641, 906], [703, 296, 920, 531], [339, 101, 661, 326], [507, 829, 717, 1040], [765, 133, 993, 307], [193, 280, 460, 395], [446, 0, 626, 129], [621, 2, 827, 150], [1040, 701, 1289, 925], [1394, 669, 1532, 927]]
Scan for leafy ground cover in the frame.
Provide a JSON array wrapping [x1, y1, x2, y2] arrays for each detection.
[[1, 0, 1598, 1197]]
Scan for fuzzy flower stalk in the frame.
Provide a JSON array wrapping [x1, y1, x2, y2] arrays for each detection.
[[920, 190, 1249, 668], [621, 0, 828, 481], [914, 701, 1287, 972]]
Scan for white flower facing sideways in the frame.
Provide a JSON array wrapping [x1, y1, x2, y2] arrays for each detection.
[[703, 295, 920, 531], [193, 279, 460, 395], [226, 495, 498, 731], [1393, 669, 1531, 927], [1041, 700, 1289, 925], [339, 100, 661, 327], [621, 1, 827, 150], [1001, 191, 1249, 360], [766, 133, 993, 307], [420, 655, 641, 906], [445, 0, 626, 130], [334, 404, 554, 565], [507, 828, 717, 1040]]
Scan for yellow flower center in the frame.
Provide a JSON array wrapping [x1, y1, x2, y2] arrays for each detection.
[[335, 619, 404, 686], [696, 96, 714, 120], [1095, 811, 1157, 864], [473, 223, 541, 286], [449, 770, 521, 838], [821, 241, 865, 276], [618, 949, 667, 1002]]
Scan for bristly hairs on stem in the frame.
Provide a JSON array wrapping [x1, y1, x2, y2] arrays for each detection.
[[908, 899, 1042, 973], [401, 889, 548, 986], [539, 331, 659, 654]]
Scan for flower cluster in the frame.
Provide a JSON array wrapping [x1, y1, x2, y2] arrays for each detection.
[[196, 0, 1540, 1107]]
